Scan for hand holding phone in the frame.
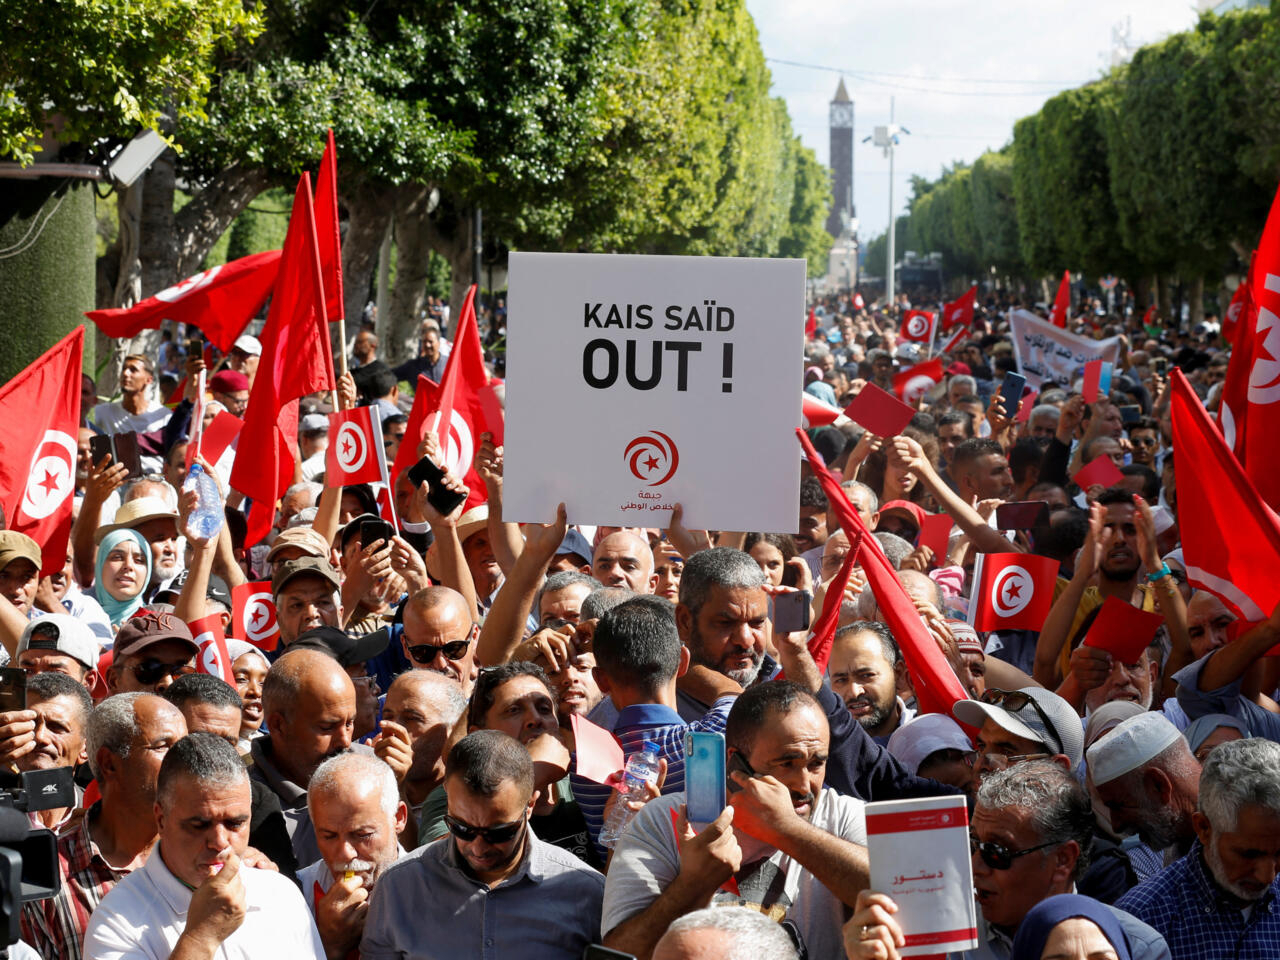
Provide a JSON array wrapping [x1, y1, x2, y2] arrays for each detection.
[[359, 518, 395, 549], [685, 731, 725, 826], [771, 590, 812, 634], [407, 455, 468, 518], [996, 372, 1026, 420]]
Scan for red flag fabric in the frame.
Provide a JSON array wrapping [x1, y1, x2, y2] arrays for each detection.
[[796, 429, 968, 717], [852, 292, 865, 311], [314, 128, 345, 323], [230, 173, 334, 546], [189, 613, 234, 681], [968, 552, 1059, 632], [1171, 368, 1280, 622], [1142, 304, 1157, 329], [894, 358, 944, 405], [231, 581, 282, 650], [1222, 267, 1251, 345], [0, 327, 83, 576], [943, 285, 976, 333], [898, 310, 937, 344], [843, 383, 915, 437], [805, 307, 817, 340], [326, 406, 386, 486], [939, 324, 969, 355], [801, 393, 847, 428], [1049, 271, 1071, 329], [390, 375, 440, 488], [86, 251, 281, 352], [201, 411, 242, 465]]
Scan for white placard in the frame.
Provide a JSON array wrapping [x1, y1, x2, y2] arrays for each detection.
[[1008, 308, 1121, 390], [504, 252, 804, 532]]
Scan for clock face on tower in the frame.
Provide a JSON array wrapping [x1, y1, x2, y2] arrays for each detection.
[[830, 103, 853, 128]]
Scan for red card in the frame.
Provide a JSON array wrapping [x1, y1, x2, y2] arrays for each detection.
[[1016, 391, 1038, 424], [843, 383, 916, 438], [569, 713, 625, 785], [202, 411, 243, 464], [918, 512, 953, 565], [1083, 596, 1165, 663], [1073, 454, 1124, 491]]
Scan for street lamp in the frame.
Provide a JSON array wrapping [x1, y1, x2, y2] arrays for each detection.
[[864, 97, 910, 311]]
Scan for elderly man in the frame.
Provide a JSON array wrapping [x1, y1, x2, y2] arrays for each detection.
[[400, 586, 479, 694], [17, 614, 99, 686], [272, 556, 344, 648], [106, 613, 199, 695], [603, 682, 870, 960], [827, 621, 912, 743], [1116, 738, 1280, 959], [593, 531, 658, 594], [83, 732, 323, 960], [953, 687, 1084, 796], [303, 752, 407, 959], [653, 906, 798, 960], [209, 368, 250, 417], [21, 693, 187, 960], [362, 730, 605, 960], [0, 671, 91, 831]]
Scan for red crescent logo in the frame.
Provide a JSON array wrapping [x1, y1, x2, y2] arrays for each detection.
[[624, 431, 680, 486]]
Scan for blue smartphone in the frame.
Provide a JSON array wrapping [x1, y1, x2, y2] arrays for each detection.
[[684, 730, 726, 826], [998, 372, 1027, 418]]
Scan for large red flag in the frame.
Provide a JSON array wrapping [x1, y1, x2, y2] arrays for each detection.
[[230, 173, 334, 546], [1049, 271, 1071, 329], [0, 327, 83, 575], [968, 552, 1059, 632], [86, 251, 280, 352], [1221, 265, 1251, 345], [1171, 368, 1280, 623], [942, 285, 976, 332], [796, 429, 968, 716], [314, 128, 345, 323], [391, 375, 440, 490]]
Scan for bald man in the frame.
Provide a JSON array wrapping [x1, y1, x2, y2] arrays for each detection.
[[592, 532, 657, 594], [1186, 591, 1235, 660], [248, 649, 360, 866], [400, 586, 480, 695]]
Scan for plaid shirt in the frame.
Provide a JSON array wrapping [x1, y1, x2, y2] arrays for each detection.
[[1116, 840, 1280, 960], [19, 804, 140, 960]]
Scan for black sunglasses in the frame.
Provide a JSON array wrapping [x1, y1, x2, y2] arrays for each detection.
[[970, 835, 1060, 870], [407, 639, 471, 665], [980, 688, 1063, 755], [443, 812, 526, 844], [133, 660, 196, 686]]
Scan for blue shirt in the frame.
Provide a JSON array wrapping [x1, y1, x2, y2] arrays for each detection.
[[1173, 653, 1280, 741], [1116, 841, 1280, 960]]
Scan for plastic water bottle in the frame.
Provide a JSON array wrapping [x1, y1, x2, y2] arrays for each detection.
[[599, 740, 661, 848], [183, 463, 224, 540]]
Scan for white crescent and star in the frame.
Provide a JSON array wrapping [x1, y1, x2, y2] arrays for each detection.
[[990, 565, 1034, 618], [335, 421, 368, 472], [243, 594, 278, 644], [20, 430, 76, 522]]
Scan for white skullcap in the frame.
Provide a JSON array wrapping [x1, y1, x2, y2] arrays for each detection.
[[1086, 711, 1182, 786]]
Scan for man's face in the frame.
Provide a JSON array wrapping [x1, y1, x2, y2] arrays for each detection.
[[119, 359, 153, 395], [938, 422, 968, 465], [445, 776, 533, 883], [18, 650, 89, 684], [537, 650, 601, 719], [961, 651, 987, 699], [354, 332, 378, 361], [137, 517, 182, 583], [970, 717, 1049, 794], [382, 678, 456, 782], [958, 401, 985, 428], [1098, 502, 1140, 580], [1093, 770, 1181, 850], [538, 585, 591, 627], [1029, 412, 1058, 441], [384, 422, 407, 462], [1096, 404, 1123, 439], [1128, 427, 1159, 465], [970, 803, 1068, 929], [872, 355, 893, 380], [845, 487, 876, 530], [20, 694, 87, 773], [277, 491, 313, 530], [401, 600, 477, 690], [1084, 652, 1155, 713], [1196, 804, 1280, 902], [963, 346, 983, 368], [110, 640, 196, 694], [77, 429, 94, 482], [462, 531, 502, 594], [682, 585, 768, 686], [276, 574, 340, 644], [1092, 436, 1125, 469], [156, 774, 252, 890], [312, 780, 405, 892], [273, 671, 356, 786], [180, 703, 243, 747], [422, 328, 441, 364], [1029, 485, 1071, 514], [0, 559, 38, 613], [737, 703, 828, 821], [212, 388, 249, 417], [827, 630, 899, 736], [592, 534, 655, 593], [480, 675, 558, 745], [966, 453, 1013, 501], [348, 664, 381, 740], [1187, 591, 1236, 660], [795, 506, 828, 554], [874, 510, 918, 543], [947, 381, 970, 408], [80, 377, 97, 419], [114, 698, 187, 806]]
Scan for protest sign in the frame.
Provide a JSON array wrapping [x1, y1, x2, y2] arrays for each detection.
[[504, 253, 804, 531], [1008, 308, 1120, 389]]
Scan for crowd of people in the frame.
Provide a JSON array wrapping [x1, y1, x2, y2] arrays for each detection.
[[0, 285, 1272, 960]]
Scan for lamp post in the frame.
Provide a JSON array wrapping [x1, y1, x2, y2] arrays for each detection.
[[865, 97, 909, 311]]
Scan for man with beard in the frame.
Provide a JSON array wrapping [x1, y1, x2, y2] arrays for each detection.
[[84, 497, 184, 598], [826, 622, 912, 743], [303, 752, 407, 959], [1116, 738, 1280, 958]]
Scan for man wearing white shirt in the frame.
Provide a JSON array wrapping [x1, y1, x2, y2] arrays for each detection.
[[89, 354, 171, 440], [83, 731, 324, 960]]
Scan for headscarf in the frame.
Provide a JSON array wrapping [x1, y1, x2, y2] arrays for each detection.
[[226, 639, 269, 669], [1183, 713, 1249, 756], [1011, 894, 1132, 960], [94, 529, 152, 626]]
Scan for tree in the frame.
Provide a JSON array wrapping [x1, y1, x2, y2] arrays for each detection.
[[1011, 113, 1061, 275], [969, 147, 1023, 277], [776, 137, 833, 276]]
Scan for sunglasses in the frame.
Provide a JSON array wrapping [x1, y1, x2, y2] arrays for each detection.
[[970, 835, 1061, 870], [132, 660, 196, 686], [443, 812, 526, 844], [407, 624, 477, 665], [980, 688, 1063, 756]]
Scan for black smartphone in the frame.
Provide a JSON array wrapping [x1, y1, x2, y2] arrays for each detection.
[[726, 751, 754, 795], [997, 372, 1027, 418], [1119, 404, 1141, 424], [771, 590, 812, 634], [112, 431, 142, 477], [407, 455, 467, 516], [89, 434, 112, 467], [995, 500, 1050, 531], [1153, 357, 1168, 374], [359, 518, 395, 549], [0, 668, 27, 712]]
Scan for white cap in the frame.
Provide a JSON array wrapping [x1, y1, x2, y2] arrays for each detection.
[[299, 413, 329, 433], [233, 335, 262, 356], [887, 714, 973, 776], [1086, 712, 1182, 786], [19, 615, 99, 670]]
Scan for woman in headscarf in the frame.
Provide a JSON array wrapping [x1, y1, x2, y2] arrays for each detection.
[[1011, 894, 1132, 960], [1182, 713, 1248, 764], [226, 639, 270, 754], [93, 529, 151, 630]]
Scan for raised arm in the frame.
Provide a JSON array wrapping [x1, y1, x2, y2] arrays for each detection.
[[474, 432, 522, 575], [1033, 502, 1102, 688]]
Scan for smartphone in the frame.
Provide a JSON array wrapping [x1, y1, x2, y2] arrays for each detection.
[[995, 500, 1050, 531], [771, 589, 812, 634], [726, 751, 754, 795], [1153, 357, 1168, 375], [684, 730, 726, 826], [89, 434, 112, 467], [0, 668, 27, 712], [583, 948, 637, 960], [112, 431, 142, 476], [997, 372, 1027, 418], [1119, 404, 1141, 424], [359, 518, 395, 549], [406, 455, 467, 516]]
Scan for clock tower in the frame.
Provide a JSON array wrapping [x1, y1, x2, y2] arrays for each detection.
[[825, 78, 854, 239]]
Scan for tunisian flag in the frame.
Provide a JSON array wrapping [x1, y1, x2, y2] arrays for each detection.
[[230, 173, 335, 546], [314, 128, 345, 323], [1172, 368, 1280, 623], [1221, 266, 1251, 345], [894, 357, 944, 405], [0, 326, 83, 576], [231, 581, 282, 650], [805, 307, 817, 340], [796, 429, 968, 717], [1048, 271, 1071, 329], [943, 285, 976, 332], [189, 614, 234, 682], [968, 552, 1059, 632], [801, 393, 848, 428], [899, 310, 937, 344], [85, 251, 281, 352], [326, 406, 387, 486]]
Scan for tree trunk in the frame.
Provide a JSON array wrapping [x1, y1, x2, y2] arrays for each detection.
[[1188, 276, 1205, 329], [339, 180, 393, 349], [375, 220, 393, 339], [171, 162, 272, 283], [387, 185, 436, 364], [1157, 275, 1174, 329]]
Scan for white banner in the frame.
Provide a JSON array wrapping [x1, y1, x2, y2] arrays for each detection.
[[504, 252, 805, 532], [1008, 309, 1121, 390]]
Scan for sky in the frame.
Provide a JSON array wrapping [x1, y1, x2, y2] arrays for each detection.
[[746, 0, 1202, 244]]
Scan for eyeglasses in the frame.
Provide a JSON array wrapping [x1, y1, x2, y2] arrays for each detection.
[[980, 688, 1063, 756], [443, 812, 526, 844], [132, 660, 196, 686], [973, 751, 1050, 772], [407, 625, 476, 665], [970, 835, 1062, 870]]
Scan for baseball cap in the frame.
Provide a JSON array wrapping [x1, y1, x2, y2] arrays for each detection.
[[0, 531, 41, 573], [300, 413, 329, 434], [155, 570, 232, 611], [271, 556, 341, 596], [953, 687, 1084, 769], [114, 612, 198, 660], [233, 335, 262, 356], [19, 615, 98, 670], [878, 500, 926, 535], [94, 496, 180, 544], [339, 514, 385, 552], [290, 626, 389, 667], [555, 529, 593, 565], [946, 361, 972, 376], [209, 370, 250, 395], [1086, 712, 1182, 786], [265, 527, 331, 563], [887, 714, 974, 776]]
